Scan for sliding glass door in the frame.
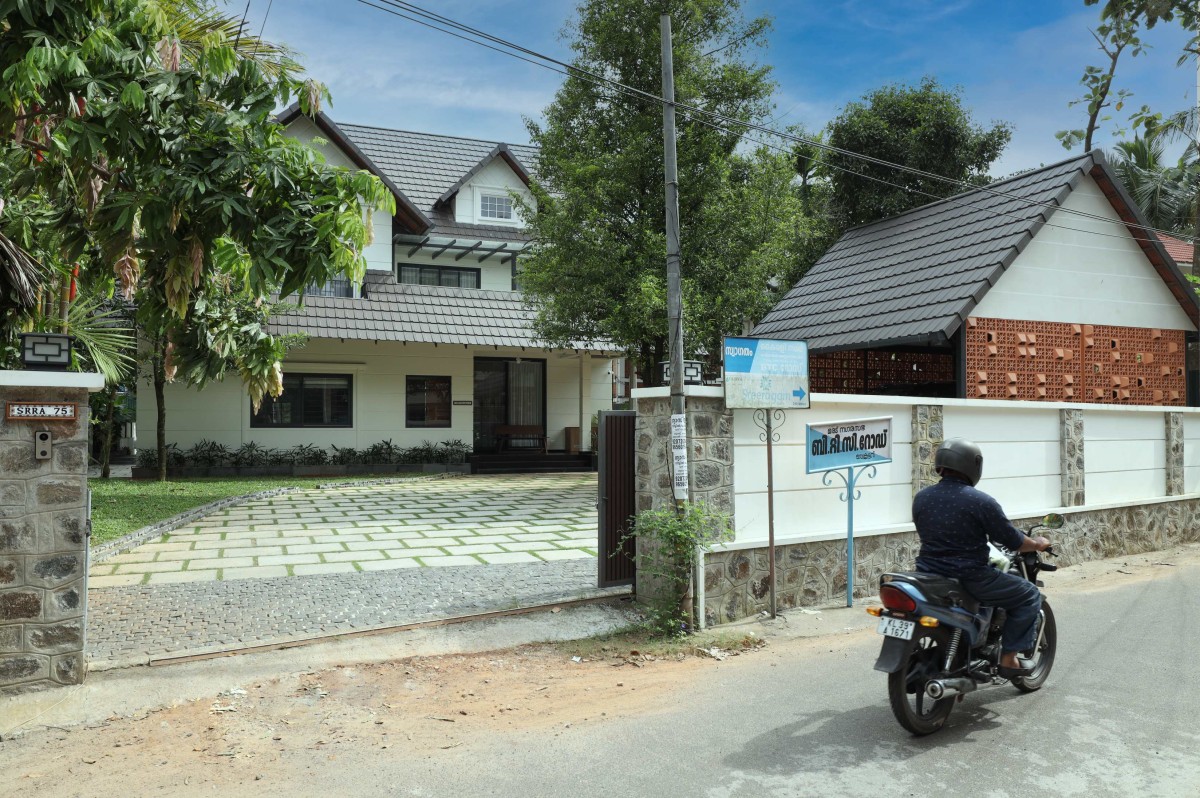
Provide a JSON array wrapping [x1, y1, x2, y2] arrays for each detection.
[[473, 357, 546, 453]]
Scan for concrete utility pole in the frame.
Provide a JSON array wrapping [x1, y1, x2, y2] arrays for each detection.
[[661, 14, 684, 423], [661, 14, 704, 629]]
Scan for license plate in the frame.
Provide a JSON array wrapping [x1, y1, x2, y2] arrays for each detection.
[[877, 617, 915, 640]]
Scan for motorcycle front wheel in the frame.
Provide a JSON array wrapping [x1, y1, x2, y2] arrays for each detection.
[[887, 628, 955, 735], [1013, 599, 1057, 693]]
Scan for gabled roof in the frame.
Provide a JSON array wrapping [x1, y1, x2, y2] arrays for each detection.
[[753, 151, 1199, 353], [435, 143, 532, 207], [271, 273, 615, 352], [276, 104, 432, 234], [333, 123, 538, 239], [1159, 232, 1194, 266]]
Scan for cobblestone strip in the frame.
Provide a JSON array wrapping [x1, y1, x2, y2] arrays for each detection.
[[86, 559, 629, 667]]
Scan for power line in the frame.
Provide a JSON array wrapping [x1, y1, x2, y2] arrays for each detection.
[[256, 0, 276, 44], [234, 0, 253, 48], [353, 0, 1197, 249]]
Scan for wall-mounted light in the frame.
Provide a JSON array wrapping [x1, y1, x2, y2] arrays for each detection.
[[19, 333, 73, 371]]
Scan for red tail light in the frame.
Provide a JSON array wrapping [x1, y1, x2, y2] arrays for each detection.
[[880, 584, 916, 613]]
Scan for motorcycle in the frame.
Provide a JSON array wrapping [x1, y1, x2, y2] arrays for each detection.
[[869, 513, 1063, 735]]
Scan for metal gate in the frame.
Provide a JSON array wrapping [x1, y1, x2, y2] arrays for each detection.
[[597, 410, 636, 588]]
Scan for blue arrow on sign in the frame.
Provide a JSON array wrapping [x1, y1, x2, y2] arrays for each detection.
[[793, 387, 806, 402]]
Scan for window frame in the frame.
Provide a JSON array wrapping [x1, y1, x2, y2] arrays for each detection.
[[405, 375, 453, 429], [473, 185, 521, 226], [396, 263, 481, 290], [250, 372, 354, 429]]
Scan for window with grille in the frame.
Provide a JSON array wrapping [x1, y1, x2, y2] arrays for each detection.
[[479, 193, 513, 220], [406, 376, 452, 428], [397, 264, 480, 289], [252, 374, 352, 428]]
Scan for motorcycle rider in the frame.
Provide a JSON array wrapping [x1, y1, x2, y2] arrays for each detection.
[[912, 439, 1053, 677]]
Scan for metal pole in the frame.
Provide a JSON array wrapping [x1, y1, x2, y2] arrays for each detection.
[[766, 414, 777, 618], [846, 466, 855, 608]]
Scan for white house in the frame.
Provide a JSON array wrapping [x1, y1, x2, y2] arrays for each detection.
[[135, 107, 618, 467]]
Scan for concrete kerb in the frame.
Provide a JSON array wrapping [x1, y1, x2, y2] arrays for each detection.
[[86, 586, 631, 672], [89, 473, 462, 563]]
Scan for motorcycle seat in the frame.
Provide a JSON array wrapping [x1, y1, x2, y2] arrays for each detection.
[[882, 571, 980, 613]]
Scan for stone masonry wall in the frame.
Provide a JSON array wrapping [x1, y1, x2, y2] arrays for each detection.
[[1, 383, 91, 693], [1061, 409, 1085, 506], [634, 395, 734, 604], [703, 496, 1200, 624]]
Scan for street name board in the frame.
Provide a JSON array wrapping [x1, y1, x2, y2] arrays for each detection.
[[722, 337, 810, 409], [805, 416, 893, 474], [5, 402, 77, 421]]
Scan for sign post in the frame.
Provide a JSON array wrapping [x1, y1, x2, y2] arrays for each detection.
[[723, 337, 809, 618], [804, 416, 893, 607]]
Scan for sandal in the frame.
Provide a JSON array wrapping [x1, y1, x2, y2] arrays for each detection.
[[997, 657, 1034, 678]]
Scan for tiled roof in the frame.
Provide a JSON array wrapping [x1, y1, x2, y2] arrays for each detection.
[[754, 152, 1153, 352], [1159, 232, 1194, 266], [338, 122, 538, 240], [271, 273, 613, 352]]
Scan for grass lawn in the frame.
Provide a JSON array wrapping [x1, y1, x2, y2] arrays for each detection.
[[89, 476, 419, 547]]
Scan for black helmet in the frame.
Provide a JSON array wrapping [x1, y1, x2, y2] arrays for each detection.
[[935, 438, 983, 486]]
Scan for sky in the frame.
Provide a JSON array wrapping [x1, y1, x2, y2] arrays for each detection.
[[228, 0, 1197, 175]]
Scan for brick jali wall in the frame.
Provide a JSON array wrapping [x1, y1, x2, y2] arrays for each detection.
[[965, 317, 1186, 405], [810, 350, 955, 395], [1, 382, 91, 693]]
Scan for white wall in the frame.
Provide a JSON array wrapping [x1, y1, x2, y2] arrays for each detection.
[[733, 400, 914, 545], [285, 116, 395, 275], [134, 339, 613, 453], [726, 393, 1200, 551], [972, 175, 1195, 331], [1186, 414, 1200, 493], [1085, 410, 1166, 503]]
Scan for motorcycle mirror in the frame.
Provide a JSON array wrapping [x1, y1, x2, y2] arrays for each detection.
[[1041, 512, 1065, 530]]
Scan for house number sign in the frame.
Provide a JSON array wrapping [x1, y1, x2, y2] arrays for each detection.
[[5, 402, 77, 421]]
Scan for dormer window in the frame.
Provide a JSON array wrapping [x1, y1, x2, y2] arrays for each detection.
[[480, 193, 513, 220]]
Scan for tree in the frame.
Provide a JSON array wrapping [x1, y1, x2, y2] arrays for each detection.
[[519, 0, 779, 381], [823, 78, 1012, 228], [1, 0, 393, 478], [1110, 134, 1198, 236]]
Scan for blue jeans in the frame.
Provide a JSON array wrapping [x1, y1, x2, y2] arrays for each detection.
[[959, 568, 1043, 654]]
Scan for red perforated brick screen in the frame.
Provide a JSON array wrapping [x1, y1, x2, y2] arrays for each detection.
[[964, 316, 1185, 405], [811, 349, 955, 395]]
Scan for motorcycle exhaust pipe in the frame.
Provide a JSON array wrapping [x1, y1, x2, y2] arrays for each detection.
[[925, 677, 977, 700]]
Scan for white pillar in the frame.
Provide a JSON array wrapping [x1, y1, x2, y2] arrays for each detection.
[[579, 354, 589, 452]]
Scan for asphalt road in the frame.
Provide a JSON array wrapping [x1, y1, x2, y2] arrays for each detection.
[[4, 551, 1197, 798], [346, 556, 1200, 798]]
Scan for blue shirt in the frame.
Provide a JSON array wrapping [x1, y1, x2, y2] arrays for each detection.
[[912, 475, 1026, 577]]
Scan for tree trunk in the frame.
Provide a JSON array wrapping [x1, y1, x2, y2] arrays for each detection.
[[154, 346, 168, 483], [1084, 37, 1126, 153], [100, 385, 115, 479]]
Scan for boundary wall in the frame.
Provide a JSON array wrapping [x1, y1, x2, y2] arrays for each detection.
[[633, 388, 1200, 626]]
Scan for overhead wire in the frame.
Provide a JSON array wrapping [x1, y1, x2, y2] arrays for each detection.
[[350, 0, 1197, 252], [362, 0, 1197, 245]]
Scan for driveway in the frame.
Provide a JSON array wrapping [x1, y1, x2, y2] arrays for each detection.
[[90, 474, 599, 586], [85, 474, 629, 666]]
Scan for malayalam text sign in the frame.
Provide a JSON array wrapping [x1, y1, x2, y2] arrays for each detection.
[[805, 416, 893, 474], [722, 337, 809, 409]]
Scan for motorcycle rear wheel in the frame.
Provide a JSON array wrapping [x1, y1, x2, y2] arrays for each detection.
[[887, 628, 955, 735], [1013, 600, 1057, 693]]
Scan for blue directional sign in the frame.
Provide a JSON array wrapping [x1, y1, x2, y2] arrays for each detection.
[[805, 416, 893, 474], [722, 337, 809, 409]]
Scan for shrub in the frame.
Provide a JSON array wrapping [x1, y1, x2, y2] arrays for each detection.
[[330, 445, 359, 465], [136, 443, 184, 469], [185, 439, 231, 468], [363, 439, 403, 465], [231, 442, 273, 467], [285, 443, 329, 466], [438, 439, 471, 463], [622, 502, 733, 637]]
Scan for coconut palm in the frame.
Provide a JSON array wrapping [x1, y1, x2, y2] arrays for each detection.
[[1109, 134, 1198, 237]]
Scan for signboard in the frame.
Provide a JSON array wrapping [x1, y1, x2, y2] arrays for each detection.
[[722, 337, 810, 409], [670, 413, 688, 501], [805, 416, 893, 474], [5, 402, 77, 421]]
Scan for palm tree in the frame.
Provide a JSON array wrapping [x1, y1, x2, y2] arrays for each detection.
[[1109, 134, 1198, 238]]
